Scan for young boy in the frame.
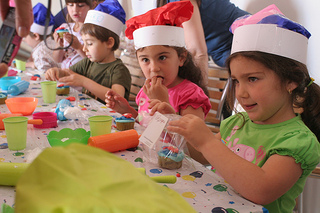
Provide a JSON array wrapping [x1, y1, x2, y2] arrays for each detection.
[[45, 0, 131, 103], [24, 3, 59, 72]]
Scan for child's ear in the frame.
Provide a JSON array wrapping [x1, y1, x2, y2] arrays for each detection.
[[34, 33, 41, 41], [106, 37, 115, 48], [178, 50, 187, 67], [286, 81, 298, 93]]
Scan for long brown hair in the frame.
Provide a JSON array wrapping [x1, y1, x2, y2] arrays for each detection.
[[226, 51, 320, 141], [173, 46, 208, 96]]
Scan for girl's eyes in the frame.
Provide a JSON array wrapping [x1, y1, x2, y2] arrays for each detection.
[[141, 58, 149, 63], [232, 77, 257, 84], [248, 77, 258, 82], [159, 55, 167, 60], [67, 3, 86, 7], [232, 78, 239, 84]]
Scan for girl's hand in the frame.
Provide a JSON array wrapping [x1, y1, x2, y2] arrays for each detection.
[[58, 70, 84, 87], [148, 99, 176, 116], [45, 67, 63, 81], [53, 32, 63, 47], [105, 90, 133, 115], [64, 33, 82, 50], [143, 77, 169, 102], [167, 114, 214, 151]]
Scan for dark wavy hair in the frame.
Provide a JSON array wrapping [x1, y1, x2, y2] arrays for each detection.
[[173, 46, 208, 96], [80, 24, 120, 51], [226, 51, 320, 141]]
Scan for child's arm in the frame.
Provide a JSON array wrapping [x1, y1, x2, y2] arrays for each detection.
[[63, 33, 86, 58], [105, 90, 138, 117], [167, 114, 302, 205], [52, 32, 65, 63]]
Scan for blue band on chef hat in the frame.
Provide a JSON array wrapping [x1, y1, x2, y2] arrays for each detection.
[[30, 3, 54, 35], [258, 14, 311, 39], [94, 0, 126, 24]]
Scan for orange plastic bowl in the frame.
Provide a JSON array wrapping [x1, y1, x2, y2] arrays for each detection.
[[5, 97, 38, 116]]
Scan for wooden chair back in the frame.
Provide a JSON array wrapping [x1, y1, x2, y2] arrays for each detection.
[[120, 54, 145, 110], [205, 66, 230, 133]]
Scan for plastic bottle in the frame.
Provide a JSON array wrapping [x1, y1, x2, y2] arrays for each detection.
[[7, 80, 30, 96], [88, 129, 140, 153]]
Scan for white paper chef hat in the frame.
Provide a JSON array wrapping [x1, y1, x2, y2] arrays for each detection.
[[125, 1, 193, 49], [230, 4, 311, 65], [84, 0, 126, 37]]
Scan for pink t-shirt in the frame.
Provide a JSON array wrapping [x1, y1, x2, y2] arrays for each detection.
[[136, 79, 211, 125]]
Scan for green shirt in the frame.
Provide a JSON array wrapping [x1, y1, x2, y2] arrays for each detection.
[[220, 113, 320, 213], [70, 58, 131, 102]]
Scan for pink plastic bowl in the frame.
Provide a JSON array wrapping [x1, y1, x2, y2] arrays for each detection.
[[5, 97, 38, 116], [32, 112, 58, 129]]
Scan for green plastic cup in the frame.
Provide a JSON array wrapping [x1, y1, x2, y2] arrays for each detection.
[[15, 59, 26, 71], [88, 115, 113, 137], [3, 116, 28, 151], [41, 81, 57, 103]]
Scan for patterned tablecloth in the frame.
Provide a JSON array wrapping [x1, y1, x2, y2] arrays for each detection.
[[0, 69, 266, 213]]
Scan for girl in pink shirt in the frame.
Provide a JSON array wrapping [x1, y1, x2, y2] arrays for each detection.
[[105, 1, 210, 124]]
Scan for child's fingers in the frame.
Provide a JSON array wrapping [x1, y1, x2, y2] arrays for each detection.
[[149, 104, 159, 116], [166, 125, 185, 135], [15, 0, 33, 37], [144, 78, 151, 86], [148, 99, 161, 108], [155, 77, 164, 85]]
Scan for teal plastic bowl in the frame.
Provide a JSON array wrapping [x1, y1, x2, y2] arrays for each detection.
[[0, 76, 21, 90], [47, 128, 90, 147]]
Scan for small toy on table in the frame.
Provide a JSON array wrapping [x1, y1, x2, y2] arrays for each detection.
[[30, 74, 41, 81], [55, 99, 90, 122], [115, 113, 135, 131], [55, 99, 73, 121], [55, 27, 69, 38], [56, 84, 70, 95], [0, 93, 7, 104]]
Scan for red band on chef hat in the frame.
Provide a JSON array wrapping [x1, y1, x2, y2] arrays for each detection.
[[125, 1, 193, 49]]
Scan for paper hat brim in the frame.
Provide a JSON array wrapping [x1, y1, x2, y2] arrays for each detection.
[[30, 23, 53, 35], [231, 24, 308, 64], [84, 10, 124, 37], [133, 25, 185, 49]]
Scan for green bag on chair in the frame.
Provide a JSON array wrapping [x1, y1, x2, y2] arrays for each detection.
[[15, 143, 196, 213]]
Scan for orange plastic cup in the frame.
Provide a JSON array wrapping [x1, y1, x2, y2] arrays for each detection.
[[88, 129, 139, 153]]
